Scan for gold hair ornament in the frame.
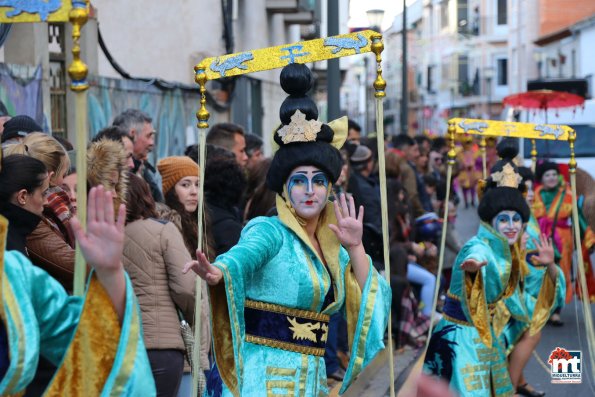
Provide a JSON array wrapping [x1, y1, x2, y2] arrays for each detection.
[[277, 110, 322, 145], [491, 163, 522, 188]]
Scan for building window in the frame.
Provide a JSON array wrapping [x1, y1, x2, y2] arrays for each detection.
[[458, 55, 469, 95], [497, 58, 508, 85], [457, 0, 468, 34], [427, 65, 434, 93], [497, 0, 507, 25], [48, 23, 67, 138], [441, 0, 450, 30]]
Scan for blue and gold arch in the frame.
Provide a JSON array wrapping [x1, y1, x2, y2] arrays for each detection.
[[0, 0, 72, 23]]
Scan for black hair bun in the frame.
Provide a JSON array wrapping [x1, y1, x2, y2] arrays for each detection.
[[280, 63, 313, 96], [496, 138, 518, 160], [278, 64, 320, 127]]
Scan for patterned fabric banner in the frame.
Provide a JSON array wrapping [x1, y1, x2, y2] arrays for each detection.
[[0, 0, 72, 23]]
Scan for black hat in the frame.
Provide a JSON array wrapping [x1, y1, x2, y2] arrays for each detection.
[[1, 115, 42, 143], [535, 161, 559, 183], [266, 64, 343, 194], [478, 138, 530, 223]]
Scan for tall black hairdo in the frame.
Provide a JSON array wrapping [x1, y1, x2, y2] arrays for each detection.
[[266, 63, 343, 194], [477, 138, 530, 223]]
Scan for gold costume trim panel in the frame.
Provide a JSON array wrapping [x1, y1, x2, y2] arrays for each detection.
[[245, 335, 325, 357]]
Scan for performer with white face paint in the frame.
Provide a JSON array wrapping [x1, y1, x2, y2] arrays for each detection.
[[424, 142, 532, 397], [184, 63, 390, 397]]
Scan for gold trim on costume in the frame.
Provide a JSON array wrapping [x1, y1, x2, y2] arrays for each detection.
[[266, 367, 297, 377], [351, 272, 378, 376], [245, 299, 329, 323], [299, 355, 308, 396], [245, 334, 325, 357]]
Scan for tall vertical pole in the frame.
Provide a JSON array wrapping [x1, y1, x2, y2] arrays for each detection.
[[401, 0, 408, 135], [328, 0, 340, 121], [192, 65, 210, 397], [69, 1, 90, 297]]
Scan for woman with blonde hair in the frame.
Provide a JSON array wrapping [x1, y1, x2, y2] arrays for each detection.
[[3, 133, 76, 287]]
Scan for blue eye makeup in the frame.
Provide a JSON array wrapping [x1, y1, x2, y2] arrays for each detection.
[[312, 173, 329, 188], [288, 174, 309, 195], [495, 212, 522, 227]]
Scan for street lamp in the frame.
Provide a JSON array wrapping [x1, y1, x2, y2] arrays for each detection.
[[366, 9, 385, 32], [484, 66, 495, 118]]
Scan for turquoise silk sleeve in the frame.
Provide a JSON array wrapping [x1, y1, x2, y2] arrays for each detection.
[[0, 251, 83, 395], [339, 258, 391, 394], [209, 217, 283, 395]]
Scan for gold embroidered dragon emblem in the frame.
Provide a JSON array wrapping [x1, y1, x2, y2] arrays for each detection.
[[287, 316, 326, 343]]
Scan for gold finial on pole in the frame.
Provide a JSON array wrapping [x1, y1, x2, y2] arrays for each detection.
[[480, 136, 487, 178], [371, 34, 386, 99], [194, 66, 210, 129], [568, 129, 577, 173], [68, 1, 89, 92], [447, 120, 457, 165], [530, 138, 537, 173]]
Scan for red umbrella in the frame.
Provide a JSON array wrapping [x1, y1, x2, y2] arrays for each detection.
[[503, 89, 585, 113], [503, 89, 585, 171]]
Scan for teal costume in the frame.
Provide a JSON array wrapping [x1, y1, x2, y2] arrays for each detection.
[[498, 215, 566, 353], [206, 198, 391, 396], [424, 223, 521, 397], [0, 248, 156, 396]]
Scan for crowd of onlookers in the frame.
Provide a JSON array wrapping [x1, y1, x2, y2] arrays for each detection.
[[0, 110, 487, 395]]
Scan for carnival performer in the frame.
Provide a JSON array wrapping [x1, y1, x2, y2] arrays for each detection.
[[456, 135, 481, 208], [0, 151, 155, 395], [184, 63, 391, 396], [423, 150, 531, 397], [533, 161, 595, 319], [495, 162, 565, 397]]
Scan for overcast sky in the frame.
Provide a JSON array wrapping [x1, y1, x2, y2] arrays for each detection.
[[348, 0, 406, 30]]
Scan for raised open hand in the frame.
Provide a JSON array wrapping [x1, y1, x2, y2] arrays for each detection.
[[328, 193, 364, 249], [530, 233, 555, 267], [183, 250, 223, 286], [460, 258, 487, 273], [71, 185, 125, 273]]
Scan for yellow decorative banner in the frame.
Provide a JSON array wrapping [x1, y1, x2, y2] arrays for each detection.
[[449, 118, 572, 141], [196, 30, 379, 80], [0, 0, 72, 23]]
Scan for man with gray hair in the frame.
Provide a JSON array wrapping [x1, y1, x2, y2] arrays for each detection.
[[113, 109, 163, 202]]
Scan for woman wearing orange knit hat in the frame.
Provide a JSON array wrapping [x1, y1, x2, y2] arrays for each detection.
[[156, 156, 213, 396]]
